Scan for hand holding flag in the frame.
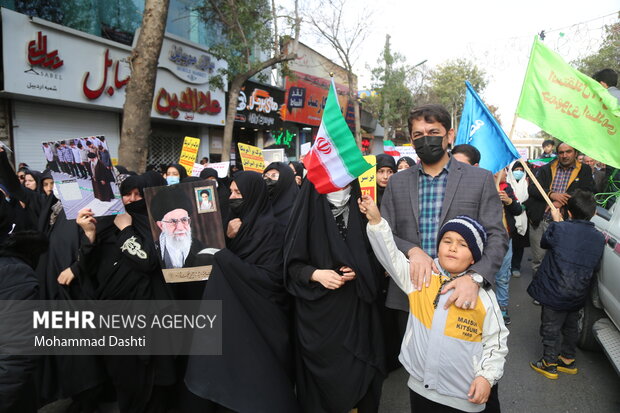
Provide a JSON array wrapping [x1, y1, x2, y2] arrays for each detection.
[[303, 79, 372, 193]]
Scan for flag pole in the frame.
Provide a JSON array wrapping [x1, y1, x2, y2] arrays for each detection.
[[509, 113, 559, 215], [510, 36, 559, 216]]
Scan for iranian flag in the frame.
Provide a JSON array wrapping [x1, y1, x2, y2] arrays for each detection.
[[304, 79, 373, 194], [383, 140, 400, 157]]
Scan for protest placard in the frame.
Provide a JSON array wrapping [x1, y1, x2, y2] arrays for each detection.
[[238, 142, 265, 173], [179, 136, 201, 175], [144, 180, 226, 283]]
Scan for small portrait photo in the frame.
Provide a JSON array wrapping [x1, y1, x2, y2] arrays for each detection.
[[195, 186, 216, 213]]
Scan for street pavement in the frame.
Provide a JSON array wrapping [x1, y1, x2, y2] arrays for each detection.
[[379, 249, 620, 413]]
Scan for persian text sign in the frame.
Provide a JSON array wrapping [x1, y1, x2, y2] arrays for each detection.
[[516, 37, 620, 168], [1, 8, 226, 126], [238, 143, 265, 173], [234, 81, 284, 129], [179, 137, 201, 174], [358, 155, 376, 202]]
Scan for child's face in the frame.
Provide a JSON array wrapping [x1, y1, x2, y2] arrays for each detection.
[[438, 231, 475, 275]]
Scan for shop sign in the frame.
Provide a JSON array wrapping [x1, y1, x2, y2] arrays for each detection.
[[282, 70, 355, 128], [1, 8, 226, 126], [234, 81, 284, 130], [158, 36, 225, 86]]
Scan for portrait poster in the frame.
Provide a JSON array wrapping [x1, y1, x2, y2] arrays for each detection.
[[179, 136, 201, 175], [263, 148, 285, 164], [358, 155, 376, 202], [238, 142, 265, 172], [144, 180, 226, 283], [38, 137, 124, 219]]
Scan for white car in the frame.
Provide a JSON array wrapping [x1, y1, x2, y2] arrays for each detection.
[[578, 201, 620, 375]]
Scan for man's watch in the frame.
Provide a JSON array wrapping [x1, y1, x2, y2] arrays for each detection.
[[469, 272, 484, 286]]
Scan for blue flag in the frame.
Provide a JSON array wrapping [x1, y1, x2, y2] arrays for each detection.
[[455, 81, 520, 173]]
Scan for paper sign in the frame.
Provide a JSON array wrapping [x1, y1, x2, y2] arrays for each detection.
[[300, 142, 311, 156], [517, 148, 529, 160], [358, 155, 376, 202], [191, 163, 205, 177], [179, 136, 201, 174], [238, 142, 265, 173], [394, 146, 418, 163], [209, 162, 229, 178]]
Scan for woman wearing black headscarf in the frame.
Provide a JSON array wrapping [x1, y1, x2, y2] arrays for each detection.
[[165, 164, 188, 185], [72, 173, 175, 412], [375, 154, 396, 208], [289, 161, 304, 187], [396, 156, 416, 171], [184, 171, 298, 413], [284, 180, 386, 413], [263, 162, 299, 228]]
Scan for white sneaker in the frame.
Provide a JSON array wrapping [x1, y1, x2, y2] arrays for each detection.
[[512, 269, 521, 278]]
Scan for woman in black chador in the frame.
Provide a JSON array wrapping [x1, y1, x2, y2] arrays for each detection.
[[284, 180, 386, 413], [184, 171, 298, 413]]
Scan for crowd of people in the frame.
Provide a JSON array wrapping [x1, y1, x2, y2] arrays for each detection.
[[0, 95, 616, 412]]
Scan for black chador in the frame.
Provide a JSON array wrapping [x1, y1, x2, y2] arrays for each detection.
[[284, 180, 386, 413], [184, 172, 299, 413], [263, 161, 299, 229]]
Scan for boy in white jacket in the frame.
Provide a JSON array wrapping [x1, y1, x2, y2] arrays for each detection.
[[359, 195, 508, 412]]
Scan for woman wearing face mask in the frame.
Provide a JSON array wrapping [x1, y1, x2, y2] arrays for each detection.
[[263, 162, 299, 229], [184, 171, 298, 413], [71, 174, 176, 412], [165, 164, 188, 185], [284, 180, 386, 413], [506, 161, 529, 278]]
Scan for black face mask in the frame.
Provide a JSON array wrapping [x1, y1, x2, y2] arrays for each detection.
[[264, 178, 277, 196], [229, 198, 244, 216], [413, 135, 446, 165], [124, 198, 147, 215]]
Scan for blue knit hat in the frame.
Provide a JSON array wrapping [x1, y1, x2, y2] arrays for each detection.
[[437, 215, 487, 262]]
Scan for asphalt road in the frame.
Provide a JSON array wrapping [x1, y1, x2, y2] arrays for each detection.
[[379, 248, 620, 413]]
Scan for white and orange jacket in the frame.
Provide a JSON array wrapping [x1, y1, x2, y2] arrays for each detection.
[[367, 218, 509, 412]]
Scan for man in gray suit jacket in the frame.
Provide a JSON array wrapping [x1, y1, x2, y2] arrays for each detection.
[[381, 104, 507, 315]]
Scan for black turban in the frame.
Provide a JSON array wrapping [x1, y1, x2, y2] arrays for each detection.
[[150, 185, 193, 221]]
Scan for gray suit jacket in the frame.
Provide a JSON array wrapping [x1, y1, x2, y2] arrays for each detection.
[[381, 159, 508, 311]]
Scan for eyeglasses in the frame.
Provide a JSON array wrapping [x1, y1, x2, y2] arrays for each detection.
[[17, 174, 25, 180], [161, 217, 191, 226], [264, 172, 280, 180]]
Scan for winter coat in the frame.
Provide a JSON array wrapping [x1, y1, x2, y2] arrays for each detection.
[[0, 255, 40, 412], [527, 220, 605, 311], [525, 159, 595, 227]]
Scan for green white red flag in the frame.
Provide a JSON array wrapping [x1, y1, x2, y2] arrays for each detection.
[[303, 79, 372, 193]]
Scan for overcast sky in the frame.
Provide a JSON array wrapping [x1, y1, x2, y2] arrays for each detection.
[[301, 0, 619, 136]]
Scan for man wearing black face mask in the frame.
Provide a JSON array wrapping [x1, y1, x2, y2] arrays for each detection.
[[380, 105, 507, 383]]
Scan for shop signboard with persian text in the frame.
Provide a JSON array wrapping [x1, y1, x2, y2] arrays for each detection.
[[233, 80, 284, 130], [1, 8, 226, 126], [282, 70, 355, 129]]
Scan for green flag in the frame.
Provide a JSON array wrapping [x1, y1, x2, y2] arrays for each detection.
[[516, 36, 620, 169]]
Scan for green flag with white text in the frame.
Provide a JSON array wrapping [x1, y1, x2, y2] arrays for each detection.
[[516, 36, 620, 169]]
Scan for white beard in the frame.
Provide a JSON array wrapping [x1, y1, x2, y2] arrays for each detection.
[[160, 227, 192, 268]]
